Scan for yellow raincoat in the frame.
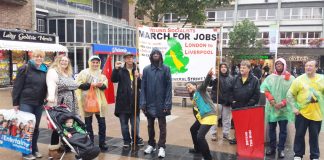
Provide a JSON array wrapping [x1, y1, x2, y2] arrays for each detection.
[[76, 60, 108, 117]]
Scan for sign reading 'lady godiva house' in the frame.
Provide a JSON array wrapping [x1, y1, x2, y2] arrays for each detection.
[[0, 29, 55, 43]]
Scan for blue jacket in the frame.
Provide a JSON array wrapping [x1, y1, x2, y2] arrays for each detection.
[[140, 64, 172, 117]]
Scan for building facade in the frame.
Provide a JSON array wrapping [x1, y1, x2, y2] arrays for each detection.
[[36, 0, 137, 73], [163, 0, 324, 71]]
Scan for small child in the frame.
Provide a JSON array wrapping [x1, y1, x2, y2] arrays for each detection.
[[62, 118, 85, 138]]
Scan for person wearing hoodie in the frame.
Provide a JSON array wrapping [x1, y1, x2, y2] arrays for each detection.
[[260, 58, 295, 158], [186, 68, 217, 160], [12, 50, 48, 160], [111, 52, 144, 148], [208, 62, 234, 142], [140, 48, 172, 158], [76, 55, 108, 151]]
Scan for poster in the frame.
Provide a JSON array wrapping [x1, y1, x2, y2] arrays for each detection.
[[0, 109, 36, 154], [269, 24, 278, 54], [138, 26, 218, 82]]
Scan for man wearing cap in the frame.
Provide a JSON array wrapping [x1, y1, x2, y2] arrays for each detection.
[[76, 55, 109, 151], [112, 52, 144, 148], [140, 48, 172, 158]]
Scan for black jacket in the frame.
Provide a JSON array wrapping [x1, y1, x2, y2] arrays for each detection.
[[12, 62, 47, 106], [111, 63, 141, 117], [231, 72, 260, 109]]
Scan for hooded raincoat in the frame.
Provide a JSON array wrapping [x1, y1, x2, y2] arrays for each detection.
[[140, 49, 172, 118], [76, 58, 108, 117], [260, 58, 295, 122]]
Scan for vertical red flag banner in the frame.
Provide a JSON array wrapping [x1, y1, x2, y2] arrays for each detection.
[[102, 55, 115, 104], [232, 106, 265, 159]]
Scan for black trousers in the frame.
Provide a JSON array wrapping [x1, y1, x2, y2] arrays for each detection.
[[294, 114, 322, 159], [190, 120, 212, 160], [84, 114, 106, 145], [51, 131, 60, 145], [147, 116, 167, 148]]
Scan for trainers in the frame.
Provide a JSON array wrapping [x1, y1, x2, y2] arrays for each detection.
[[211, 134, 217, 141], [229, 138, 237, 145], [293, 157, 302, 160], [131, 138, 145, 146], [23, 154, 36, 160], [99, 143, 108, 151], [123, 142, 131, 149], [158, 147, 165, 158], [144, 145, 156, 154], [33, 152, 42, 158], [188, 148, 200, 154]]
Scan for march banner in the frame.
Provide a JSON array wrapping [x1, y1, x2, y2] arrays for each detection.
[[232, 106, 265, 159], [137, 26, 218, 82], [0, 109, 36, 154]]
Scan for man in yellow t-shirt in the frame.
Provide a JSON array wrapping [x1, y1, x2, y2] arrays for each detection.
[[287, 60, 324, 160]]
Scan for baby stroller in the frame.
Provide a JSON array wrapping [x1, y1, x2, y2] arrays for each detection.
[[44, 104, 100, 160]]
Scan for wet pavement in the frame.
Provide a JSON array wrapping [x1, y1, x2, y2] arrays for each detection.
[[0, 88, 322, 160]]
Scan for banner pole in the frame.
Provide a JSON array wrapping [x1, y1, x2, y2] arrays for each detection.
[[216, 27, 220, 121], [132, 25, 139, 151]]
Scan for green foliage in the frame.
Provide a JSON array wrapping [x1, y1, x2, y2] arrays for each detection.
[[135, 0, 231, 27], [229, 19, 263, 55]]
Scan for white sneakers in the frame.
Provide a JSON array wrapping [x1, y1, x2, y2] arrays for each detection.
[[294, 157, 302, 160], [144, 145, 156, 154], [158, 147, 165, 158], [144, 145, 165, 158]]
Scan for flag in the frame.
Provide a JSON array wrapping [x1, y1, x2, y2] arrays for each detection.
[[232, 106, 265, 159], [102, 55, 115, 104]]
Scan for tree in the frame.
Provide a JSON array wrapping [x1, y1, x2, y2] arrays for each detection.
[[135, 0, 231, 27], [229, 19, 263, 56]]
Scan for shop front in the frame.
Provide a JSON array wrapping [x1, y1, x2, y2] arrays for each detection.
[[92, 44, 137, 68], [234, 54, 274, 71], [0, 29, 67, 87]]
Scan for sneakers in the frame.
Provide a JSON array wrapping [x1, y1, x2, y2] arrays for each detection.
[[144, 145, 156, 154], [229, 138, 237, 145], [99, 143, 108, 151], [123, 142, 131, 149], [131, 138, 145, 146], [188, 148, 200, 154], [33, 152, 42, 158], [158, 147, 165, 158], [293, 157, 302, 160], [23, 154, 36, 160], [211, 133, 217, 141]]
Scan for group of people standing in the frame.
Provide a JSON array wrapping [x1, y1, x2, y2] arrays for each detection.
[[10, 48, 324, 160]]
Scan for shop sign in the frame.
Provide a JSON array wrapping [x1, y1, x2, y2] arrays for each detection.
[[0, 30, 55, 43], [235, 55, 273, 60], [288, 56, 308, 61]]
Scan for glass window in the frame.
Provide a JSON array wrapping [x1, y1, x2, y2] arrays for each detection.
[[293, 32, 300, 38], [107, 4, 112, 16], [113, 5, 118, 18], [127, 29, 131, 46], [68, 48, 75, 73], [207, 12, 215, 21], [223, 32, 228, 39], [49, 20, 56, 35], [247, 9, 257, 20], [114, 26, 118, 45], [291, 8, 301, 19], [100, 1, 107, 15], [263, 32, 269, 38], [85, 21, 91, 43], [216, 11, 225, 21], [258, 9, 267, 20], [99, 23, 108, 44], [123, 28, 126, 46], [171, 13, 178, 22], [314, 32, 320, 38], [238, 10, 247, 20], [225, 11, 233, 21], [57, 19, 65, 43], [37, 19, 45, 33], [302, 32, 307, 38], [76, 20, 84, 43], [109, 25, 113, 45], [313, 8, 322, 19], [302, 8, 311, 19], [76, 48, 84, 72], [93, 22, 98, 43], [67, 19, 74, 42], [118, 27, 122, 46], [93, 0, 99, 13], [308, 32, 315, 38], [282, 8, 291, 19], [286, 32, 292, 38], [267, 9, 276, 20], [164, 13, 171, 22]]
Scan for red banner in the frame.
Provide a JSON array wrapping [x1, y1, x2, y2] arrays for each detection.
[[232, 106, 265, 159], [102, 55, 115, 104]]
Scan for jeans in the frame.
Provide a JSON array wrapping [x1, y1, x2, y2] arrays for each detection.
[[84, 114, 106, 145], [147, 116, 166, 148], [210, 104, 231, 137], [190, 120, 213, 160], [19, 103, 43, 156], [294, 114, 322, 159], [268, 120, 288, 151], [119, 113, 140, 143]]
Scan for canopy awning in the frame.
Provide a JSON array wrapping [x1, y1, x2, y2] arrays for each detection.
[[0, 40, 68, 52]]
